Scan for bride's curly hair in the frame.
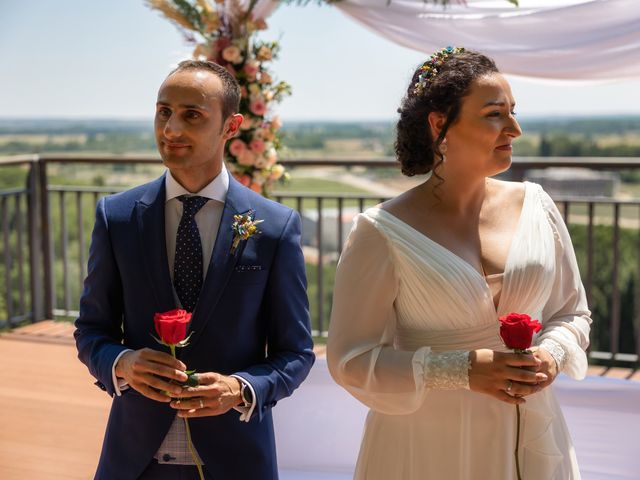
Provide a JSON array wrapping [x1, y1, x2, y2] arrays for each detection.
[[395, 50, 499, 177]]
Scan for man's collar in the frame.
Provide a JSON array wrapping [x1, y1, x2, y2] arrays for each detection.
[[165, 163, 229, 203]]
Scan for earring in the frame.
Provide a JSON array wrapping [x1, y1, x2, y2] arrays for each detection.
[[439, 139, 448, 163]]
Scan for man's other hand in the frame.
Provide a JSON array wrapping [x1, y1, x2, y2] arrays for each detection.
[[170, 372, 243, 417]]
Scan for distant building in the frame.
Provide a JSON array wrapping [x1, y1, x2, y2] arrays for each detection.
[[525, 168, 619, 197], [301, 207, 361, 252]]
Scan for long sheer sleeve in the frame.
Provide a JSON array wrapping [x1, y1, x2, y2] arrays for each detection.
[[537, 189, 592, 379], [327, 215, 469, 415]]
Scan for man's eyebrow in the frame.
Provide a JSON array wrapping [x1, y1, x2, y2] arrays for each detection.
[[155, 101, 208, 109]]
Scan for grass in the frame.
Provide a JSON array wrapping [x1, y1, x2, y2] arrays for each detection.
[[274, 177, 368, 195]]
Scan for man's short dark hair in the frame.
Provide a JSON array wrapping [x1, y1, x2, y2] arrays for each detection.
[[168, 60, 241, 119]]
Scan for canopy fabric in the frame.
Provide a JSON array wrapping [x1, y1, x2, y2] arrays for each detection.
[[334, 0, 640, 81]]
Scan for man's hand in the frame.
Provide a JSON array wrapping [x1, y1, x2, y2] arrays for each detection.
[[468, 349, 548, 405], [529, 346, 559, 391], [170, 372, 243, 418], [115, 348, 188, 402]]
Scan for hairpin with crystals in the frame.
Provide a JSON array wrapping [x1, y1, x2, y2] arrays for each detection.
[[412, 46, 465, 96]]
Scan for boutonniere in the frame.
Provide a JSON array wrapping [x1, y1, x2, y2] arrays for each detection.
[[230, 210, 264, 254]]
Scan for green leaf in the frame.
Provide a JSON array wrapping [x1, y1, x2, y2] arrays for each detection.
[[182, 371, 199, 387]]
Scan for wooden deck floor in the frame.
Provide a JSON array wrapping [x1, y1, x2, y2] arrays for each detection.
[[0, 321, 635, 479], [0, 324, 110, 480]]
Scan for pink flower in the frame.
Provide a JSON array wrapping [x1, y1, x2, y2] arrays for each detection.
[[239, 86, 248, 98], [237, 150, 257, 167], [222, 46, 243, 64], [271, 115, 282, 131], [244, 61, 260, 77], [229, 139, 247, 157], [250, 139, 266, 154], [250, 182, 263, 193], [249, 99, 267, 116]]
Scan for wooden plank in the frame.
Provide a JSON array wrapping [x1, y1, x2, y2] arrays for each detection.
[[0, 338, 110, 480]]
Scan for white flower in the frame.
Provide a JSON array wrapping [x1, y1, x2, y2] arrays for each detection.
[[270, 164, 285, 180]]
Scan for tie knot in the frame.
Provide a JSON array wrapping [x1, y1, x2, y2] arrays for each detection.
[[178, 195, 208, 218]]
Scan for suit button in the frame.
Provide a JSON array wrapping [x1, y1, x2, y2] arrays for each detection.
[[162, 454, 175, 462]]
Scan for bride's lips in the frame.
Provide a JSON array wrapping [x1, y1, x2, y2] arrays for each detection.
[[496, 144, 512, 151]]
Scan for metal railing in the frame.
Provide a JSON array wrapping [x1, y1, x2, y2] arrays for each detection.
[[0, 154, 638, 368]]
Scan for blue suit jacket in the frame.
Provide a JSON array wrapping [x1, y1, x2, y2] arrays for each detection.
[[74, 172, 315, 480]]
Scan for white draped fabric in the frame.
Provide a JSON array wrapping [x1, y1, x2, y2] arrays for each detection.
[[326, 182, 590, 479], [334, 0, 640, 81]]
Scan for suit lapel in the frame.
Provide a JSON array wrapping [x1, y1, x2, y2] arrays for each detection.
[[136, 174, 176, 313], [187, 173, 252, 345]]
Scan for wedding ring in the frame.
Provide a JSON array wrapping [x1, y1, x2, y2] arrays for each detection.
[[506, 380, 513, 393], [199, 399, 204, 409]]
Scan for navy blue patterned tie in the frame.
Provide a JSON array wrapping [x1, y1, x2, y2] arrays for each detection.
[[174, 195, 209, 312]]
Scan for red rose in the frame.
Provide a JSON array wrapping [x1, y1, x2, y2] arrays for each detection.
[[498, 312, 542, 350], [154, 309, 192, 345]]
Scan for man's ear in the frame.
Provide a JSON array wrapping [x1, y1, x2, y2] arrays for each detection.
[[223, 114, 244, 139], [427, 111, 447, 139]]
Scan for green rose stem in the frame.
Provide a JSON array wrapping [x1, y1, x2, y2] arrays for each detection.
[[515, 403, 522, 480], [513, 347, 527, 480], [169, 344, 205, 480]]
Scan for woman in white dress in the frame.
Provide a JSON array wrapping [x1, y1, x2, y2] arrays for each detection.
[[327, 48, 591, 479]]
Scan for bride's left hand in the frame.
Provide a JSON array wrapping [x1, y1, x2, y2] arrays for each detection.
[[529, 346, 558, 391]]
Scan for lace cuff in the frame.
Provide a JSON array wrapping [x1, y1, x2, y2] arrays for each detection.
[[539, 338, 567, 372], [423, 350, 470, 390]]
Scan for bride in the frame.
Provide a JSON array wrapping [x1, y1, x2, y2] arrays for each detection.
[[327, 48, 591, 479]]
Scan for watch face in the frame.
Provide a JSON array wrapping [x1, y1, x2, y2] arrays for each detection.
[[242, 384, 253, 405]]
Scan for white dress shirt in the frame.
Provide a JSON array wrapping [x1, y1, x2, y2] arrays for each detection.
[[110, 165, 256, 463]]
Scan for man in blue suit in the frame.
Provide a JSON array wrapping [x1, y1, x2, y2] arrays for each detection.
[[74, 60, 314, 479]]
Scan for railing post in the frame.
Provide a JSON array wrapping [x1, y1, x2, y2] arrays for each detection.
[[316, 197, 324, 335], [38, 159, 54, 319], [26, 159, 44, 321], [610, 203, 620, 363]]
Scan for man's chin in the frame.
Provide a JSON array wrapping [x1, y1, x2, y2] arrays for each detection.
[[160, 155, 190, 168]]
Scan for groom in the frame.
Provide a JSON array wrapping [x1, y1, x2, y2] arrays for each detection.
[[74, 60, 314, 479]]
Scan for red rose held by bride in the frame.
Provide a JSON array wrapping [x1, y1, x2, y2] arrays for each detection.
[[154, 309, 192, 345], [498, 312, 542, 350]]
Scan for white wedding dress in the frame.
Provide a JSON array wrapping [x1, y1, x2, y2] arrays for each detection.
[[327, 182, 591, 480]]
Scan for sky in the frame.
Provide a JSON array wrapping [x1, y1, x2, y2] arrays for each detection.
[[1, 0, 639, 121]]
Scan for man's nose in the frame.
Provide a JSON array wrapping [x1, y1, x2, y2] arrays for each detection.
[[163, 114, 182, 139]]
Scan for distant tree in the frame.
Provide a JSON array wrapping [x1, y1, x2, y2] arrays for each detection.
[[538, 135, 552, 156]]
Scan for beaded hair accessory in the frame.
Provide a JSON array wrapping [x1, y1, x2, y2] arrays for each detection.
[[412, 46, 465, 96]]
